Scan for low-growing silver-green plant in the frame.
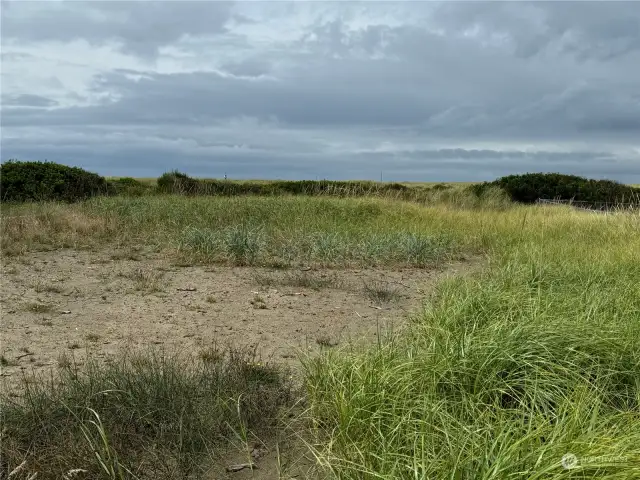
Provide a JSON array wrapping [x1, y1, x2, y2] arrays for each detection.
[[223, 224, 265, 266]]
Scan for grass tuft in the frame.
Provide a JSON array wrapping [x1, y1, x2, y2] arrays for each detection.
[[120, 267, 165, 293], [362, 280, 400, 305], [1, 348, 294, 480], [23, 302, 55, 314], [253, 270, 339, 290]]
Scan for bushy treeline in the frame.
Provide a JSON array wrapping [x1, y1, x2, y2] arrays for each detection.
[[2, 161, 638, 206], [0, 160, 113, 202], [472, 172, 640, 205], [157, 170, 408, 196], [0, 161, 409, 202], [0, 160, 149, 202]]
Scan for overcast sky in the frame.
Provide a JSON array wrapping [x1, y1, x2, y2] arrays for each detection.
[[2, 1, 639, 182]]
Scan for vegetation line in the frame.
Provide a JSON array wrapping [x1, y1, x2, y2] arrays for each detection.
[[1, 161, 639, 479]]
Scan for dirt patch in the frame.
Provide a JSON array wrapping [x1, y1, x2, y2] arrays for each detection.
[[0, 250, 470, 388], [0, 249, 475, 478]]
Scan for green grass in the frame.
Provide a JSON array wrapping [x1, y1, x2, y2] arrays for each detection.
[[303, 205, 640, 479], [1, 194, 491, 266], [2, 192, 639, 479], [1, 347, 294, 479]]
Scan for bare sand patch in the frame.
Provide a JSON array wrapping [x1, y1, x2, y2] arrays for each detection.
[[1, 250, 471, 387]]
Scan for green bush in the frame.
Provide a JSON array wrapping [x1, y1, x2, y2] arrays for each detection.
[[157, 170, 200, 194], [107, 177, 151, 197], [0, 160, 111, 202], [472, 173, 640, 205], [156, 171, 409, 198]]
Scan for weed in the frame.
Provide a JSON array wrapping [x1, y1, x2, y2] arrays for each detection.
[[198, 346, 224, 364], [316, 335, 338, 348], [205, 295, 217, 304], [363, 280, 400, 305], [33, 281, 64, 294], [85, 334, 101, 343], [2, 196, 462, 267], [254, 270, 338, 290], [57, 353, 72, 369], [250, 294, 268, 309], [178, 226, 220, 260], [310, 232, 346, 264], [121, 267, 165, 293], [24, 302, 54, 314], [395, 232, 453, 266], [304, 206, 640, 479]]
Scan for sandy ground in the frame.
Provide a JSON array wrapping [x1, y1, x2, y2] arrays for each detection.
[[0, 250, 472, 386], [0, 249, 472, 478]]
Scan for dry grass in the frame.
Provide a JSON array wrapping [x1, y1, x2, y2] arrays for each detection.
[[1, 206, 117, 255], [0, 189, 502, 266], [85, 333, 101, 343], [253, 270, 340, 290], [32, 280, 64, 294], [316, 335, 339, 348], [362, 279, 401, 305], [119, 267, 165, 293], [23, 302, 55, 314], [250, 294, 268, 309]]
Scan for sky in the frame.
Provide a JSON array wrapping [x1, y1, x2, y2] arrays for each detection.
[[1, 1, 639, 182]]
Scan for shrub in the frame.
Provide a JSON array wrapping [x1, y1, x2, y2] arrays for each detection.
[[157, 170, 199, 194], [107, 177, 150, 197], [0, 160, 111, 202], [472, 173, 640, 205], [155, 171, 410, 198]]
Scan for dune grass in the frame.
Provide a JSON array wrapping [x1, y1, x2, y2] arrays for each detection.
[[2, 193, 639, 479], [303, 206, 640, 479], [1, 347, 294, 480], [1, 193, 502, 266]]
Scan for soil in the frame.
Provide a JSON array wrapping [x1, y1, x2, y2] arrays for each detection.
[[0, 248, 474, 478]]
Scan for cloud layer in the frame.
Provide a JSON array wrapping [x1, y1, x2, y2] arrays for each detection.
[[2, 1, 639, 181]]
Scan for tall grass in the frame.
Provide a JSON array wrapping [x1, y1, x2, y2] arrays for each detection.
[[3, 193, 639, 478], [1, 195, 480, 266], [1, 347, 294, 480], [303, 207, 640, 479]]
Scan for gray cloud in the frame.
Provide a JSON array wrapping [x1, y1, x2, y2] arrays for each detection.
[[1, 1, 639, 182], [432, 2, 640, 61], [2, 94, 58, 108], [1, 1, 234, 58]]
